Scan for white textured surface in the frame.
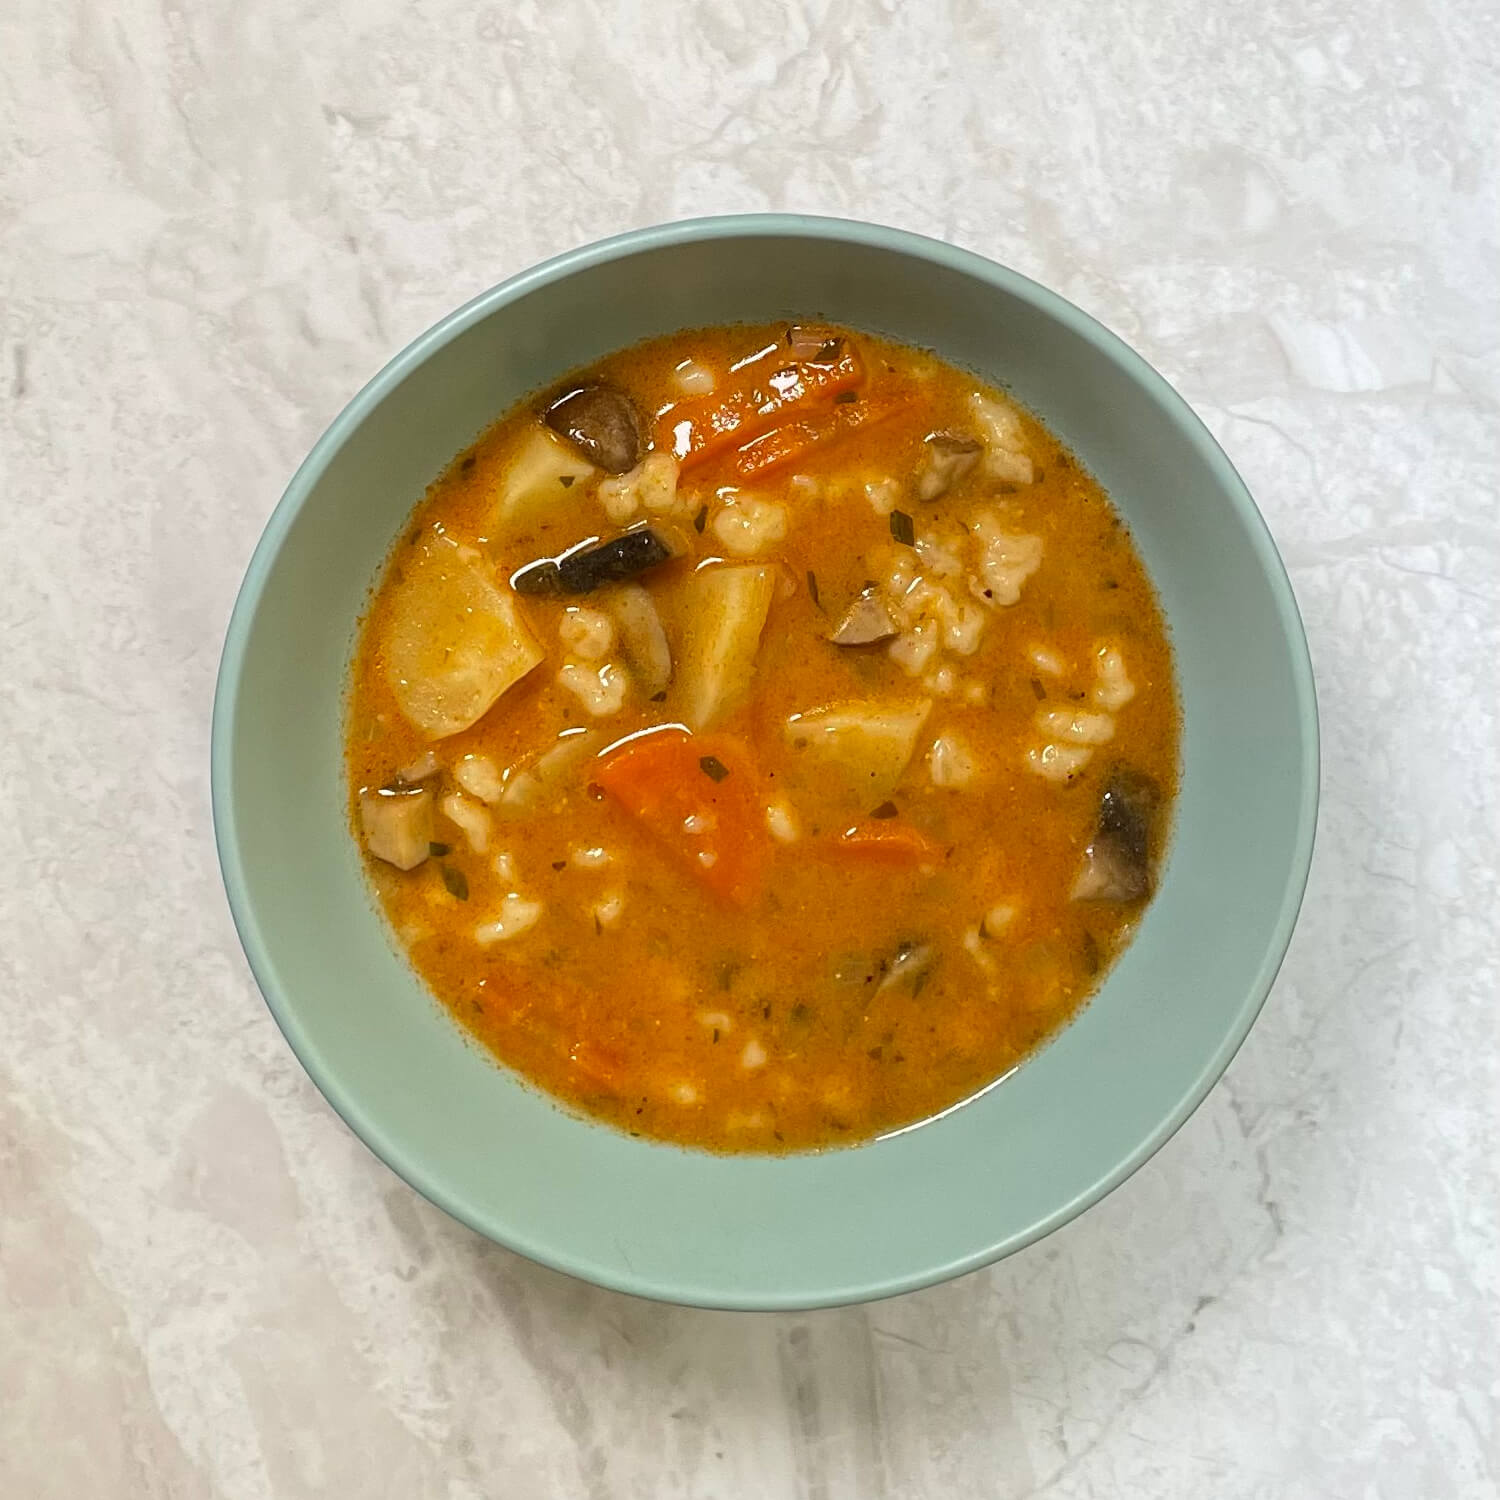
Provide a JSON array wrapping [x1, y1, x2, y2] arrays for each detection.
[[2, 1, 1497, 1494]]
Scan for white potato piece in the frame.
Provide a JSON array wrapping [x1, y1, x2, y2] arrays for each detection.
[[492, 425, 595, 527], [784, 699, 932, 803], [384, 534, 544, 738], [359, 786, 433, 870], [603, 583, 672, 695], [499, 728, 603, 813], [672, 564, 777, 730]]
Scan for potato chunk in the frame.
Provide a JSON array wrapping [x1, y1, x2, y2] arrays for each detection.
[[359, 786, 433, 870], [671, 564, 776, 730], [384, 535, 544, 738], [492, 425, 595, 528], [783, 699, 932, 803]]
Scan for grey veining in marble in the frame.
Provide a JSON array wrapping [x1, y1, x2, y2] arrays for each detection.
[[2, 1, 1497, 1495]]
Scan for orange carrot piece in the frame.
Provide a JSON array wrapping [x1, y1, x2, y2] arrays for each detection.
[[731, 388, 914, 481], [594, 727, 769, 907], [654, 341, 865, 471], [825, 820, 943, 867]]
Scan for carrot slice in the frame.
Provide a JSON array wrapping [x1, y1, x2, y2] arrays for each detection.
[[825, 819, 943, 867], [731, 388, 914, 481], [594, 727, 769, 906], [654, 340, 865, 471]]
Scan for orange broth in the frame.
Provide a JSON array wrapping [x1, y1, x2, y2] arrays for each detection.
[[347, 323, 1178, 1151]]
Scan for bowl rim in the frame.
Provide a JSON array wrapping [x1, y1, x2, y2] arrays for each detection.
[[212, 213, 1320, 1308]]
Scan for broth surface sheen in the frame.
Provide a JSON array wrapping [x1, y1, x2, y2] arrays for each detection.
[[347, 322, 1179, 1152]]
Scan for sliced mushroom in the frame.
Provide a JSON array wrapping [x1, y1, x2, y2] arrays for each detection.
[[915, 432, 983, 502], [828, 588, 898, 646], [511, 525, 679, 596], [785, 325, 846, 364], [360, 785, 434, 870], [544, 383, 643, 473], [1072, 770, 1160, 901]]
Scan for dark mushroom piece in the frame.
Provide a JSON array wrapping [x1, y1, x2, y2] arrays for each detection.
[[914, 431, 983, 502], [543, 383, 643, 473], [827, 587, 898, 646], [511, 525, 679, 597], [1072, 770, 1160, 902]]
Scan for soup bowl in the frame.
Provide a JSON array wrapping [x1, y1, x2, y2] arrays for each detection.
[[212, 215, 1317, 1309]]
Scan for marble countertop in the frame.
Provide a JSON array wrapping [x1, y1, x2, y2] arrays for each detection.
[[2, 1, 1496, 1495]]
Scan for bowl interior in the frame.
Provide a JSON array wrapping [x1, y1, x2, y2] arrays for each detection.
[[214, 218, 1316, 1309]]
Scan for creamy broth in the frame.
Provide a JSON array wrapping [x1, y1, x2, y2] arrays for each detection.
[[347, 322, 1178, 1152]]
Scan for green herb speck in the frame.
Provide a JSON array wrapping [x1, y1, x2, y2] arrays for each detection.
[[440, 865, 469, 901], [890, 510, 915, 546]]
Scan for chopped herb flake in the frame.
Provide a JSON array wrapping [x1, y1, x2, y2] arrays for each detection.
[[440, 865, 469, 901], [650, 689, 668, 702], [559, 474, 575, 488], [551, 860, 566, 871], [693, 505, 708, 533], [870, 801, 899, 819], [699, 755, 730, 782], [806, 570, 821, 608], [428, 841, 451, 856], [890, 509, 915, 546], [1029, 677, 1046, 700], [834, 389, 858, 404]]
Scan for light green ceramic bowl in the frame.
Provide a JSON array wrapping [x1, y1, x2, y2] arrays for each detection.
[[213, 215, 1317, 1309]]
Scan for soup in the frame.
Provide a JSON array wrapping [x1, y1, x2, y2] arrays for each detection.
[[347, 322, 1178, 1152]]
